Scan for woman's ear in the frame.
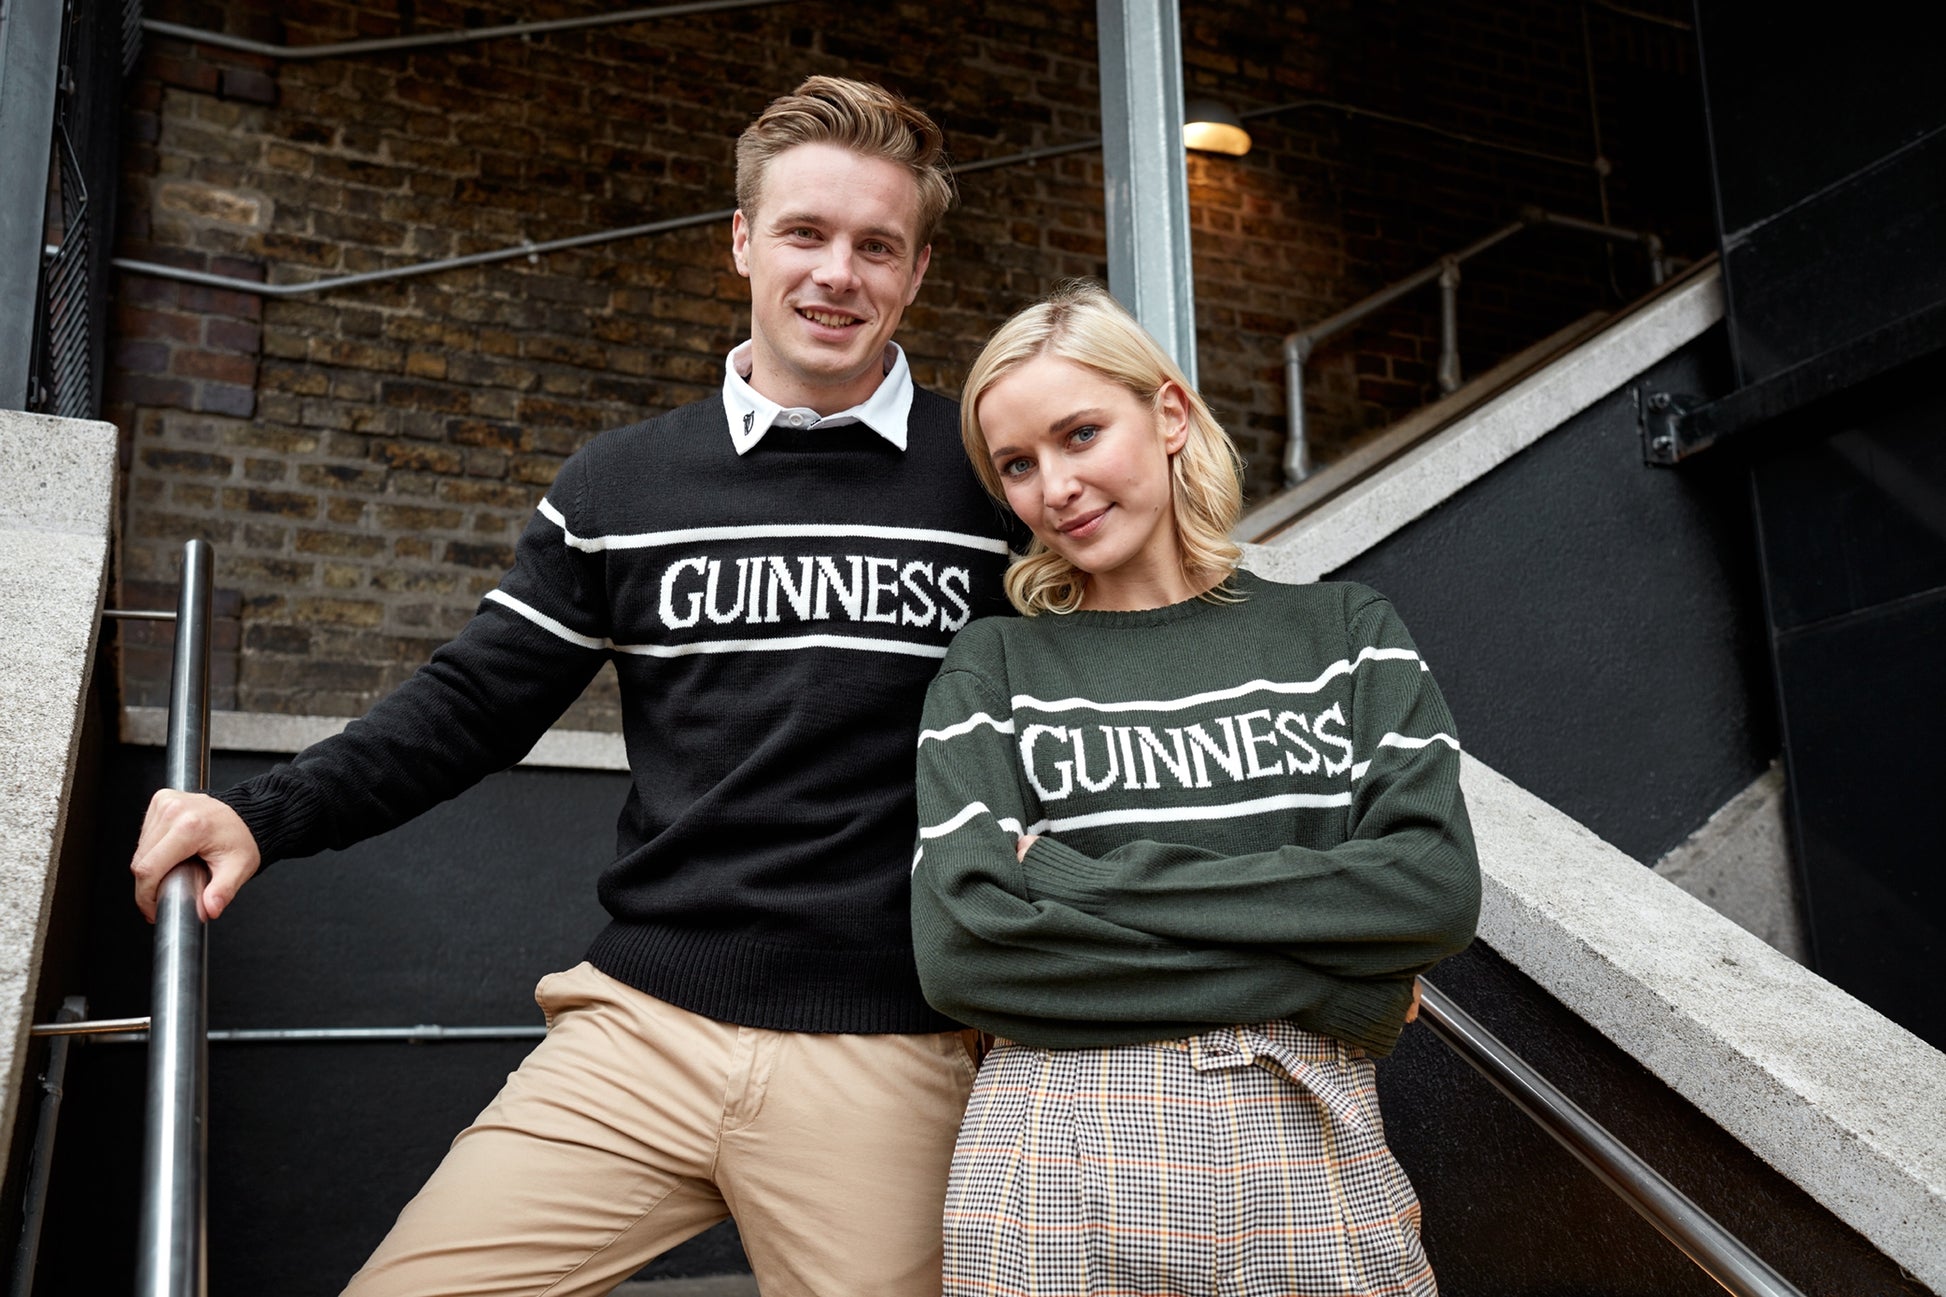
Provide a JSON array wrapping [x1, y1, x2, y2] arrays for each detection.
[[1156, 381, 1192, 455]]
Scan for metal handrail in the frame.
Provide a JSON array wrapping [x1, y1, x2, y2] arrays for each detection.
[[1280, 205, 1670, 485], [1418, 981, 1808, 1297], [31, 1018, 546, 1044], [136, 539, 215, 1297]]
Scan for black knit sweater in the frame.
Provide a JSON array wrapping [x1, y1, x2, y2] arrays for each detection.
[[218, 388, 1018, 1033]]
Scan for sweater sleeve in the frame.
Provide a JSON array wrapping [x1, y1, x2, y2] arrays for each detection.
[[1022, 593, 1481, 980], [213, 453, 612, 865], [910, 647, 1411, 1050]]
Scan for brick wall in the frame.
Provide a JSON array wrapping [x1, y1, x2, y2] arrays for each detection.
[[108, 0, 1704, 722]]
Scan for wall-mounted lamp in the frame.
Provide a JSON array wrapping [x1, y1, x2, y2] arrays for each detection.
[[1183, 98, 1251, 156]]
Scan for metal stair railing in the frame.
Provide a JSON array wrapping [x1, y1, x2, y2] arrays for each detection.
[[1418, 980, 1808, 1297], [136, 538, 215, 1297], [1281, 205, 1671, 486]]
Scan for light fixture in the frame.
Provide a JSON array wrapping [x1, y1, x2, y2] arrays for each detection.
[[1183, 98, 1251, 156]]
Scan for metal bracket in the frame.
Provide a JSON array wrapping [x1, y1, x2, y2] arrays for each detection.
[[1637, 387, 1704, 466]]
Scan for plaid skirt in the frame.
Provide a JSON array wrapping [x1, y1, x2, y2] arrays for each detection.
[[942, 1022, 1436, 1297]]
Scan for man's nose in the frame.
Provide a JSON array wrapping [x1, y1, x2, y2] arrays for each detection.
[[812, 243, 858, 290]]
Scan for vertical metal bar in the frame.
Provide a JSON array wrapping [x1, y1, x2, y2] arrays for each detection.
[[9, 997, 86, 1297], [1282, 335, 1312, 486], [1418, 982, 1809, 1297], [0, 0, 64, 408], [137, 539, 213, 1297], [1436, 257, 1463, 393], [1096, 0, 1198, 386]]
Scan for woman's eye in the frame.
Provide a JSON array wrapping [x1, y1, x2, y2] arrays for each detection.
[[1001, 457, 1034, 478], [1070, 424, 1100, 445]]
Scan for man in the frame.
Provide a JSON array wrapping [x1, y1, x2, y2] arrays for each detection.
[[130, 77, 1017, 1296]]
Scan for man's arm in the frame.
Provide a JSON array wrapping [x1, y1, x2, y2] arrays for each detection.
[[129, 450, 613, 919]]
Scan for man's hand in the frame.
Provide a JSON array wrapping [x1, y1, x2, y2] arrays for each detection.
[[1404, 978, 1424, 1024], [131, 790, 262, 923], [1014, 834, 1039, 862]]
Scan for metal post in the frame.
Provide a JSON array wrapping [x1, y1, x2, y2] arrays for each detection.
[[1096, 0, 1198, 386], [1436, 257, 1463, 394], [0, 0, 64, 409], [9, 997, 86, 1297], [1282, 335, 1312, 486], [137, 540, 214, 1297], [1418, 982, 1809, 1297]]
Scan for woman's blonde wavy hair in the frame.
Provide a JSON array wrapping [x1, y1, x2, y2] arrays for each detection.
[[961, 282, 1244, 616]]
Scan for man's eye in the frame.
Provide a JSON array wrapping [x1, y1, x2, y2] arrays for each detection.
[[863, 241, 892, 255]]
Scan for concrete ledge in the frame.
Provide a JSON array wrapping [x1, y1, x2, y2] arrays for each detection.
[[1463, 754, 1946, 1289], [0, 411, 118, 1165], [120, 706, 630, 772], [1244, 265, 1724, 585]]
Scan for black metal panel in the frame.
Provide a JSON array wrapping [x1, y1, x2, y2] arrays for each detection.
[[36, 746, 750, 1296], [1696, 3, 1946, 384], [1750, 384, 1946, 631], [1329, 330, 1776, 864], [1378, 944, 1927, 1296], [1750, 384, 1946, 1049]]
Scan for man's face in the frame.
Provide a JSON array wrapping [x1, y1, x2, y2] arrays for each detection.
[[732, 142, 932, 415]]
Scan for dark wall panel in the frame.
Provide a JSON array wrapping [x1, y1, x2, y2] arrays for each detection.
[[1697, 4, 1946, 382], [1327, 331, 1776, 863], [1750, 377, 1946, 1048]]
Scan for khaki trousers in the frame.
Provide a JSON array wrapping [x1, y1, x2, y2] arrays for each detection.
[[343, 961, 979, 1297]]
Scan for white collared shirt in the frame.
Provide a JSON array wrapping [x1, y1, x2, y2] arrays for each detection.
[[720, 340, 915, 455]]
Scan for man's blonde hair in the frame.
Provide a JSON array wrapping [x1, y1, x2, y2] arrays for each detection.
[[961, 282, 1244, 616], [735, 77, 955, 250]]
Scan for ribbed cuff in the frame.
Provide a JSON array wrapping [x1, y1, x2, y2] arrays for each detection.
[[1020, 836, 1116, 913], [211, 768, 327, 868]]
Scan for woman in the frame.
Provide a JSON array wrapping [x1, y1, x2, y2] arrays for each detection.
[[910, 282, 1480, 1296]]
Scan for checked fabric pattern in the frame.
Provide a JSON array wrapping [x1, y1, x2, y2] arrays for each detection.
[[943, 1021, 1437, 1297]]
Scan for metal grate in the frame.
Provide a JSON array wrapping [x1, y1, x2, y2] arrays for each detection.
[[123, 0, 144, 75], [40, 129, 94, 421]]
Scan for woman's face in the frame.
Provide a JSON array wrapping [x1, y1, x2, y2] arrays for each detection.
[[976, 353, 1193, 611]]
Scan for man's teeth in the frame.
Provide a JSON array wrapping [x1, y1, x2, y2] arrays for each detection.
[[802, 309, 859, 327]]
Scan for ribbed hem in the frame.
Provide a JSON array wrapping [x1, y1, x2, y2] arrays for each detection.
[[987, 975, 1416, 1057], [586, 921, 960, 1035]]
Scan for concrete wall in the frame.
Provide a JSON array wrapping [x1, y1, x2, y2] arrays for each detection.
[[0, 411, 117, 1185]]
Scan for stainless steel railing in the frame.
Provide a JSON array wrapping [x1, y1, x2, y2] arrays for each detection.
[[136, 538, 215, 1297], [1418, 981, 1808, 1297], [1281, 205, 1671, 485]]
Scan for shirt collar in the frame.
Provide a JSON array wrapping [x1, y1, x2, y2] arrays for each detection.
[[720, 341, 914, 455]]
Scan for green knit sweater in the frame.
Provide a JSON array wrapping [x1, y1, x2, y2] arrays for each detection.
[[910, 571, 1480, 1055]]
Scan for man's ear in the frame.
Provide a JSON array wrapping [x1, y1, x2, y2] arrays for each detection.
[[731, 210, 752, 279], [904, 243, 932, 304]]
